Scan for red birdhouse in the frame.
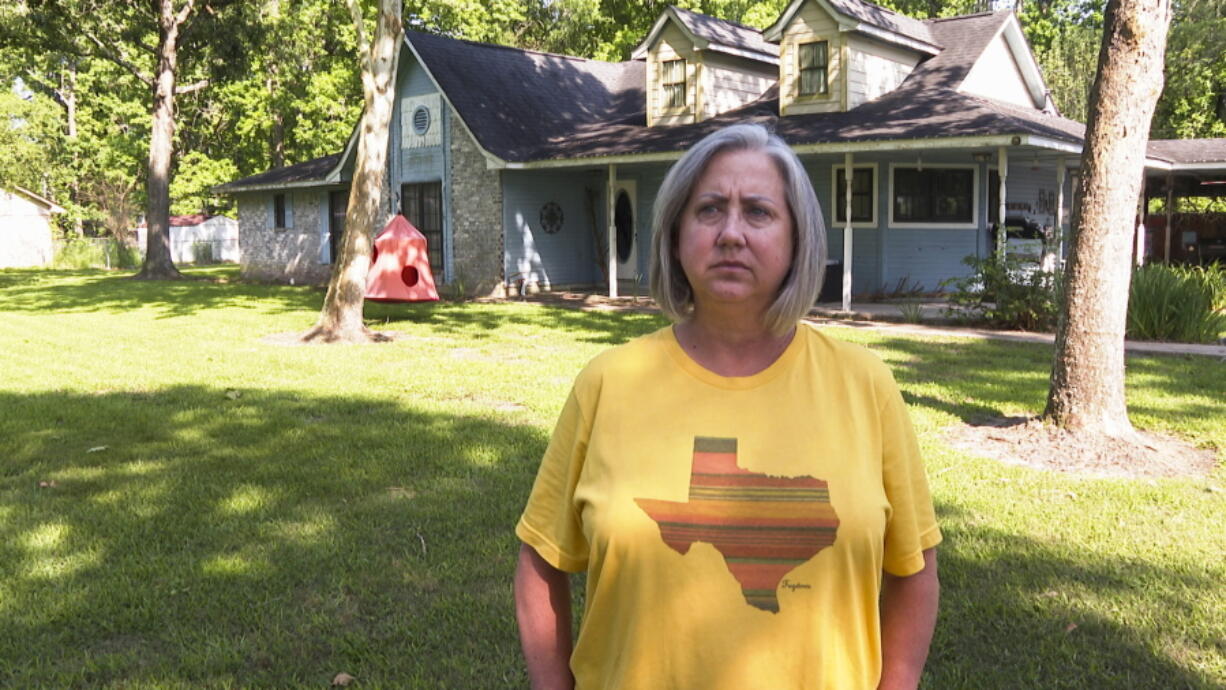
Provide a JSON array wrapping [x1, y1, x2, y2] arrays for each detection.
[[365, 214, 439, 302]]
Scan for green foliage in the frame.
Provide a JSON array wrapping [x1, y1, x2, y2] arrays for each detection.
[[169, 151, 240, 215], [1151, 0, 1226, 138], [942, 255, 1062, 331], [1127, 263, 1226, 343], [52, 239, 141, 270]]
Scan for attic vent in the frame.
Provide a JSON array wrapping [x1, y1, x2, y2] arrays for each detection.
[[412, 105, 431, 135]]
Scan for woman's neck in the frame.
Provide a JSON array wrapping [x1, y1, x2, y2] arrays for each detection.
[[673, 311, 796, 377]]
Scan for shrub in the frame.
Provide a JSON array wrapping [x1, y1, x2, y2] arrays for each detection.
[[53, 239, 142, 270], [941, 255, 1061, 331], [1127, 263, 1226, 343], [191, 241, 216, 265]]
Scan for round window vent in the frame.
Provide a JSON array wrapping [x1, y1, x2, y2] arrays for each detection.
[[412, 105, 431, 136], [540, 202, 563, 234]]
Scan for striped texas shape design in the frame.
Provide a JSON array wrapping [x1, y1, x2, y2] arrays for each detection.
[[635, 436, 839, 613]]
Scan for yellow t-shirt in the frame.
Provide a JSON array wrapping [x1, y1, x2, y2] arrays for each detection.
[[516, 324, 941, 689]]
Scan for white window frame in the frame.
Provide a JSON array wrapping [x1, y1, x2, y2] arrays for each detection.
[[830, 163, 879, 228], [270, 192, 293, 230], [888, 162, 979, 230]]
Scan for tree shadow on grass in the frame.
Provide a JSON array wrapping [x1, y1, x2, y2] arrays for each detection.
[[2, 387, 1219, 688], [0, 386, 545, 688], [370, 300, 667, 346], [841, 332, 1226, 428], [927, 502, 1222, 688]]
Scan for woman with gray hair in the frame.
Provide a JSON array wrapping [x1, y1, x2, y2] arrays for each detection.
[[514, 123, 941, 689]]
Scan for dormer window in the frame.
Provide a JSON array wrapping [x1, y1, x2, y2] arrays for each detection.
[[662, 59, 687, 108], [798, 41, 829, 96]]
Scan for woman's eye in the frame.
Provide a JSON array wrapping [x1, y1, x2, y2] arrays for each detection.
[[747, 206, 770, 219], [697, 205, 720, 219]]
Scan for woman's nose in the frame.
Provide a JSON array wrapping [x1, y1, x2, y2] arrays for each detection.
[[715, 210, 749, 246]]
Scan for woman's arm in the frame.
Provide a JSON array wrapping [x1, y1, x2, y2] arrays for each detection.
[[514, 542, 575, 690], [878, 548, 939, 690]]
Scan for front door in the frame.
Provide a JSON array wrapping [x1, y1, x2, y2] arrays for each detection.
[[614, 181, 637, 282]]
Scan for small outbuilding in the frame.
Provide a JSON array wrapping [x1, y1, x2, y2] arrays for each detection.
[[0, 187, 63, 268], [135, 214, 241, 264], [366, 214, 439, 302]]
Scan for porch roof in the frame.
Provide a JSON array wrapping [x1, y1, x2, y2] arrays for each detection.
[[1146, 139, 1226, 166], [214, 153, 342, 193]]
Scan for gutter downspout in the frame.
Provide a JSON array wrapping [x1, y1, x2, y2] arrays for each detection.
[[843, 153, 854, 311]]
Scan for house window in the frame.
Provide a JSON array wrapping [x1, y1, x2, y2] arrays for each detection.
[[328, 190, 347, 263], [893, 167, 975, 224], [273, 193, 287, 228], [661, 59, 686, 108], [798, 41, 829, 96], [402, 182, 443, 277], [834, 167, 875, 224]]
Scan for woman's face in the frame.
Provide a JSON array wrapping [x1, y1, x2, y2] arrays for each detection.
[[677, 148, 795, 315]]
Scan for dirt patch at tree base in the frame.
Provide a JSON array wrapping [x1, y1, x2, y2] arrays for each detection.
[[260, 331, 406, 346], [945, 417, 1219, 479]]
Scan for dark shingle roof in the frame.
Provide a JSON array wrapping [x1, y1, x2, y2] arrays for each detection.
[[215, 153, 341, 192], [412, 10, 1081, 163], [912, 11, 1011, 90], [670, 6, 779, 59], [407, 30, 645, 161], [1147, 139, 1226, 164], [825, 0, 938, 48]]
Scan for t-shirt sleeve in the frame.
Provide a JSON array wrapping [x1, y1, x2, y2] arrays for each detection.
[[877, 370, 942, 577], [515, 385, 592, 573]]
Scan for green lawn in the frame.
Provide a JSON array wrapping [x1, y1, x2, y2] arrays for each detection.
[[1, 267, 1222, 689]]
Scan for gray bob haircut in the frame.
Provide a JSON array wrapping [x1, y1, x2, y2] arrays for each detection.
[[649, 123, 827, 336]]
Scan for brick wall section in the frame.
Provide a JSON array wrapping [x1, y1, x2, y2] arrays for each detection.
[[238, 191, 331, 284], [448, 111, 505, 296]]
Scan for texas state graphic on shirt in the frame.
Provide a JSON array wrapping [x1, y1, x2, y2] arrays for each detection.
[[635, 436, 840, 612]]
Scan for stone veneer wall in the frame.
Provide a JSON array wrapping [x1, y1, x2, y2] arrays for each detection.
[[448, 111, 504, 296], [238, 191, 332, 284]]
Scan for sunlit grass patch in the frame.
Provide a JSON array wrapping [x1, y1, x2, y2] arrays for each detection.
[[0, 268, 1222, 688]]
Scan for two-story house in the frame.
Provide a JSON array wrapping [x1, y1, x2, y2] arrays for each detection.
[[216, 0, 1226, 304]]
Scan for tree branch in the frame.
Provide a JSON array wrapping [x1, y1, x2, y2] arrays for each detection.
[[345, 0, 373, 74], [83, 31, 153, 87], [175, 79, 210, 94], [20, 74, 69, 110], [174, 0, 199, 29]]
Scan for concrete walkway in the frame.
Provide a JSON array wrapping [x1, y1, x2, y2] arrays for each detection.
[[521, 292, 1226, 359], [809, 301, 1226, 359]]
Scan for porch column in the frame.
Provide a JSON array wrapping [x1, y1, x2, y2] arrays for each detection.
[[1055, 159, 1066, 265], [1135, 178, 1146, 267], [607, 164, 618, 298], [843, 153, 854, 311], [997, 147, 1008, 259], [1164, 172, 1173, 263]]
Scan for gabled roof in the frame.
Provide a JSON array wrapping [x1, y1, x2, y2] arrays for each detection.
[[764, 0, 940, 55], [214, 153, 342, 193], [631, 6, 779, 63], [406, 30, 646, 162], [6, 186, 66, 213]]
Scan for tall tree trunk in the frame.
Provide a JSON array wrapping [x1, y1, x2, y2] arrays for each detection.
[[136, 0, 187, 280], [1044, 0, 1172, 437], [64, 63, 85, 237], [302, 0, 401, 343]]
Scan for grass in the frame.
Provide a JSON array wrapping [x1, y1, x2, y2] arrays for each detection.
[[1, 266, 1223, 688]]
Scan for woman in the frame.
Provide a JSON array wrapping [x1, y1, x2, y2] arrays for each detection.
[[514, 123, 940, 689]]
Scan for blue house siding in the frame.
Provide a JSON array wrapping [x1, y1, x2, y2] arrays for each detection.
[[502, 170, 607, 288], [391, 52, 453, 280]]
